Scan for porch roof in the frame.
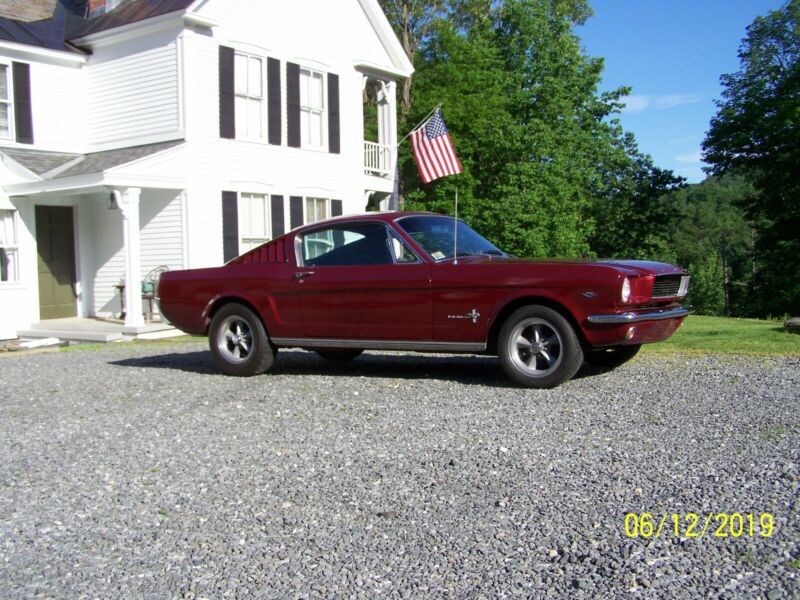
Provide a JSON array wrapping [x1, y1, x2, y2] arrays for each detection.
[[0, 139, 184, 179], [0, 139, 186, 195]]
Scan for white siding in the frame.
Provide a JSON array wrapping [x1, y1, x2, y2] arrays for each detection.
[[87, 41, 181, 148], [29, 61, 87, 152], [180, 0, 402, 267], [140, 191, 184, 275], [81, 191, 184, 318]]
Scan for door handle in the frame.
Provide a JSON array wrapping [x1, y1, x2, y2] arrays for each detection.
[[294, 271, 315, 281]]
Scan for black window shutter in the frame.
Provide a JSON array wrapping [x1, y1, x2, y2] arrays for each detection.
[[286, 62, 301, 148], [267, 58, 282, 145], [12, 62, 33, 144], [290, 196, 303, 229], [331, 199, 343, 217], [270, 195, 285, 237], [327, 73, 340, 154], [219, 46, 235, 139], [222, 191, 239, 261]]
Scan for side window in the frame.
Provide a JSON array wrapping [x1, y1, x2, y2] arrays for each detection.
[[0, 209, 19, 282], [301, 223, 392, 267], [389, 233, 419, 264], [0, 64, 11, 139]]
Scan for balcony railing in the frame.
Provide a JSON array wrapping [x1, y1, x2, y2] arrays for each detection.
[[364, 141, 391, 177]]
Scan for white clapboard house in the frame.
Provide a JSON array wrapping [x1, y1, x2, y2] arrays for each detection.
[[0, 0, 411, 339]]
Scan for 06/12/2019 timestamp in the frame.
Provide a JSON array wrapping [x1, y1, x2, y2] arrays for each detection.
[[624, 512, 775, 539]]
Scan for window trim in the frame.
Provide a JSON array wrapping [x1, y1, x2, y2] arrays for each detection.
[[0, 61, 14, 141], [0, 208, 20, 284], [299, 67, 326, 149], [234, 50, 268, 141]]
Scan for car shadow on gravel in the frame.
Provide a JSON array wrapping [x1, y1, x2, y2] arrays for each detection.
[[110, 349, 606, 387]]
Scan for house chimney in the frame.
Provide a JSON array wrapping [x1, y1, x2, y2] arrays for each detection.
[[86, 0, 107, 17], [0, 0, 58, 22], [87, 0, 127, 17]]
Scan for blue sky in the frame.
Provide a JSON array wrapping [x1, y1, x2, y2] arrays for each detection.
[[577, 0, 786, 183]]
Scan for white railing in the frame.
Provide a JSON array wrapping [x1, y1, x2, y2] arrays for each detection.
[[364, 141, 391, 177]]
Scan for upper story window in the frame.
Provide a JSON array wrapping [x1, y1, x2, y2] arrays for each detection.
[[0, 64, 11, 139], [238, 192, 270, 253], [234, 52, 265, 139], [299, 68, 325, 148], [0, 209, 19, 283]]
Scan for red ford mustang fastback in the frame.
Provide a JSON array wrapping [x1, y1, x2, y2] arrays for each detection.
[[158, 212, 691, 388]]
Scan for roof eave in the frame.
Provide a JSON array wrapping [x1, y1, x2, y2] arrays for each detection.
[[357, 0, 414, 78]]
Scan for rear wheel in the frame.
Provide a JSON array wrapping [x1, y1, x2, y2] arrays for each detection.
[[584, 344, 641, 369], [498, 305, 583, 388], [209, 303, 275, 376], [313, 348, 364, 362]]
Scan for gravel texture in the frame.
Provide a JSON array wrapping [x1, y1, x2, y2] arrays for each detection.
[[0, 341, 798, 598]]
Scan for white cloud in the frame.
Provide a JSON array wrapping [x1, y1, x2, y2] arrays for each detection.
[[621, 93, 703, 114], [674, 151, 703, 164], [620, 95, 650, 113]]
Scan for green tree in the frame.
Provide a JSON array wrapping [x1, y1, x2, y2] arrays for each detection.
[[402, 0, 640, 258], [702, 0, 800, 316], [590, 133, 685, 261], [666, 175, 755, 316]]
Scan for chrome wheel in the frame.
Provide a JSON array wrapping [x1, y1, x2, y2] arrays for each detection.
[[216, 315, 253, 364], [208, 304, 275, 376], [507, 317, 563, 377], [498, 305, 583, 388]]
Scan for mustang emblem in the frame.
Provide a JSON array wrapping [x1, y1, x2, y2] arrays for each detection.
[[447, 308, 480, 324]]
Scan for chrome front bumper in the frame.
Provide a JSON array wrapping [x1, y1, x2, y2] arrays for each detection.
[[587, 306, 692, 325]]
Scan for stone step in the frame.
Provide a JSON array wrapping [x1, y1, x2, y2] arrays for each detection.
[[17, 329, 124, 343]]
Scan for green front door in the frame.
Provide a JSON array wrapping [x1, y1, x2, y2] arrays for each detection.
[[36, 206, 77, 320]]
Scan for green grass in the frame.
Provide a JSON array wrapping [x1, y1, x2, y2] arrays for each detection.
[[642, 315, 800, 356]]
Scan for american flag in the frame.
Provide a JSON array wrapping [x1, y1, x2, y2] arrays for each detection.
[[409, 108, 462, 184]]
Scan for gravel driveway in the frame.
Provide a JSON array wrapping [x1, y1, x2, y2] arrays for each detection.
[[0, 341, 798, 598]]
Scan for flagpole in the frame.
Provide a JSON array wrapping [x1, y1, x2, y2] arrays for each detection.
[[397, 104, 442, 147], [453, 186, 459, 266]]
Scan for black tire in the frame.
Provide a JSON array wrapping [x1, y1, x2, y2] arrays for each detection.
[[208, 303, 275, 376], [313, 348, 364, 362], [498, 305, 583, 388], [584, 344, 641, 369]]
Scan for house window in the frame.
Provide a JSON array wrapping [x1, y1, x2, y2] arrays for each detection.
[[0, 209, 19, 283], [305, 197, 329, 224], [299, 68, 325, 148], [238, 193, 270, 252], [234, 52, 265, 139], [0, 64, 11, 139]]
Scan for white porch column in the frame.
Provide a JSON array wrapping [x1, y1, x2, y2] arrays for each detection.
[[115, 187, 144, 329]]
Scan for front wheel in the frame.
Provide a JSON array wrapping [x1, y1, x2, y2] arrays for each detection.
[[209, 303, 275, 376], [584, 344, 641, 369], [498, 305, 583, 388]]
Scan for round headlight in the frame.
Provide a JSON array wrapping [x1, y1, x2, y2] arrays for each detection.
[[621, 277, 631, 303]]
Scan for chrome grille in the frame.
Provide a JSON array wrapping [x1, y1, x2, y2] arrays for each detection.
[[652, 274, 683, 298]]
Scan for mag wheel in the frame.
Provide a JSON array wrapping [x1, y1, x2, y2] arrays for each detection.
[[498, 305, 583, 388], [584, 344, 641, 369], [209, 303, 275, 376]]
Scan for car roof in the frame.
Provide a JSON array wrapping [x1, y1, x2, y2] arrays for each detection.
[[289, 210, 441, 234]]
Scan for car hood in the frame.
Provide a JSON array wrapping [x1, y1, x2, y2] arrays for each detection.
[[456, 255, 686, 276]]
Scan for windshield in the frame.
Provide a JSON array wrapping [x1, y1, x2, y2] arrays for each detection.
[[396, 215, 506, 261]]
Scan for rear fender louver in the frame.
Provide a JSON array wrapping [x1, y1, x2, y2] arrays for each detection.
[[239, 239, 287, 264]]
